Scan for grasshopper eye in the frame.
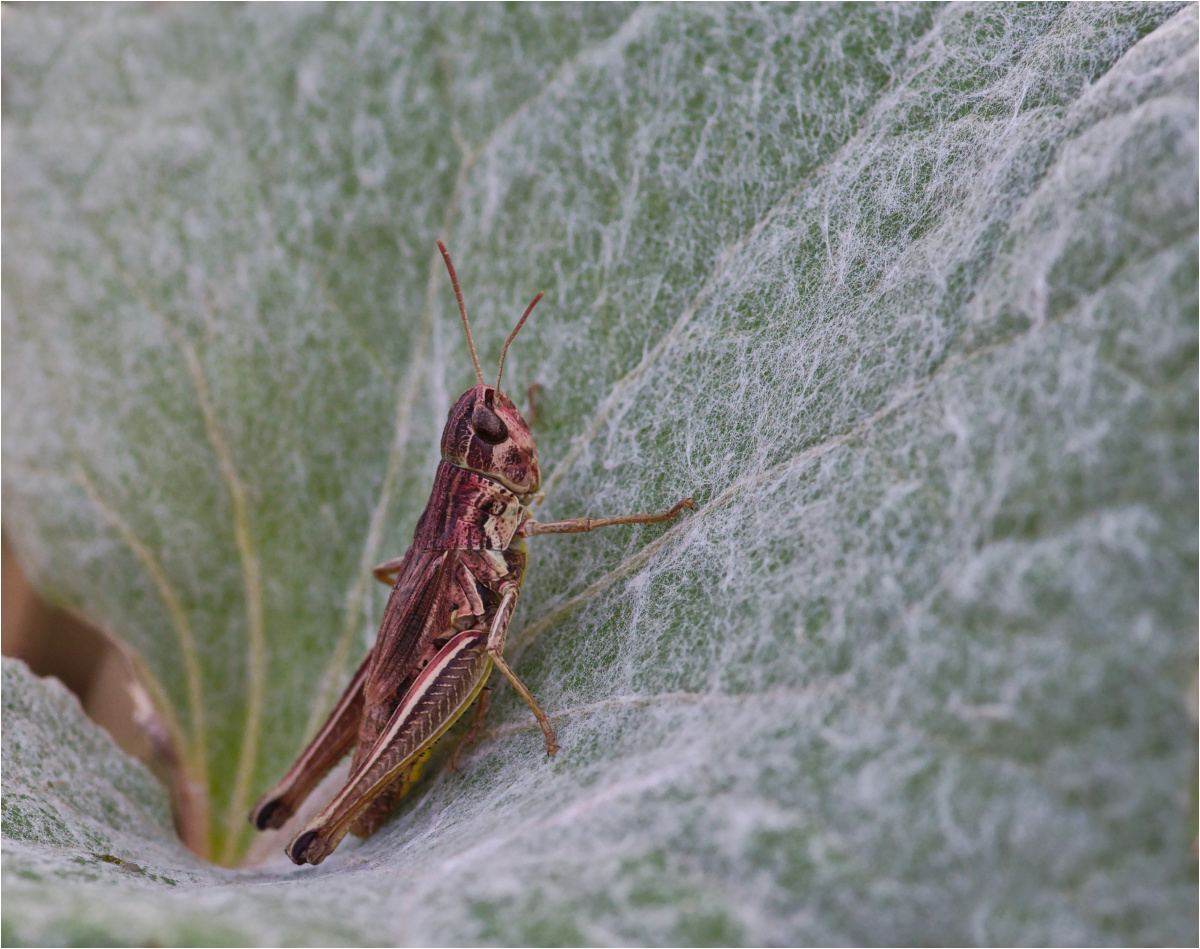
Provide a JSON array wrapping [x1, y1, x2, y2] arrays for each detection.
[[471, 402, 508, 444]]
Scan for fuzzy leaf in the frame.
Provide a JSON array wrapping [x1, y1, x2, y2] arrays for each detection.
[[3, 3, 1196, 944]]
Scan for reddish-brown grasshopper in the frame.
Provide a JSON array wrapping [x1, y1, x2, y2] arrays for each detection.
[[249, 241, 693, 865]]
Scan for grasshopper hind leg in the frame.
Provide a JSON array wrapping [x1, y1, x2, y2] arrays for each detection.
[[349, 749, 432, 838], [349, 680, 489, 837], [449, 686, 490, 771], [286, 630, 492, 865], [248, 648, 373, 831]]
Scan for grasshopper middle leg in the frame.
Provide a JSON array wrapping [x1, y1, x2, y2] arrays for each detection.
[[486, 583, 559, 755]]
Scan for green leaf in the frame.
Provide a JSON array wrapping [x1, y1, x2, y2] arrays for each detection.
[[3, 3, 1196, 944]]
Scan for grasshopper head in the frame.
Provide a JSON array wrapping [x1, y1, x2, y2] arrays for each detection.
[[435, 239, 543, 496], [441, 384, 540, 495]]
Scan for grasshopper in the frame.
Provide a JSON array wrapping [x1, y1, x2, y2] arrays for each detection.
[[250, 241, 693, 865]]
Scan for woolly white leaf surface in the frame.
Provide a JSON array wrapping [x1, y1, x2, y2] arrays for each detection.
[[3, 3, 1196, 945]]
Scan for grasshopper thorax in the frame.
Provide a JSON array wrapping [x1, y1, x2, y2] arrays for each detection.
[[441, 383, 540, 496]]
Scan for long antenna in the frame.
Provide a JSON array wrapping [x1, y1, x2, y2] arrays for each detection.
[[496, 292, 543, 392], [437, 239, 484, 385]]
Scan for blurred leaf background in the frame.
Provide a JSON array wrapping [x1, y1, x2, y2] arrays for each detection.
[[2, 3, 1196, 945]]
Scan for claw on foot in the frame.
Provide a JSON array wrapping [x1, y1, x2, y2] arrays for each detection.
[[288, 829, 320, 866], [250, 798, 288, 831]]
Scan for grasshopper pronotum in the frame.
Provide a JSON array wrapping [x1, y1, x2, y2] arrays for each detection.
[[250, 241, 693, 865]]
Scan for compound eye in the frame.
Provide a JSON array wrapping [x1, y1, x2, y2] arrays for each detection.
[[471, 402, 509, 444]]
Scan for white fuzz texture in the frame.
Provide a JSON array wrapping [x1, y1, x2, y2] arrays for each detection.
[[3, 4, 1196, 945]]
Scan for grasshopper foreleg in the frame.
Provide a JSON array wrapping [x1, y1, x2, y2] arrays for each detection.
[[523, 497, 694, 536], [486, 584, 559, 755], [371, 554, 408, 586]]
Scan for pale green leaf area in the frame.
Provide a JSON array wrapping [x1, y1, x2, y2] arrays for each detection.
[[2, 2, 1196, 945]]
